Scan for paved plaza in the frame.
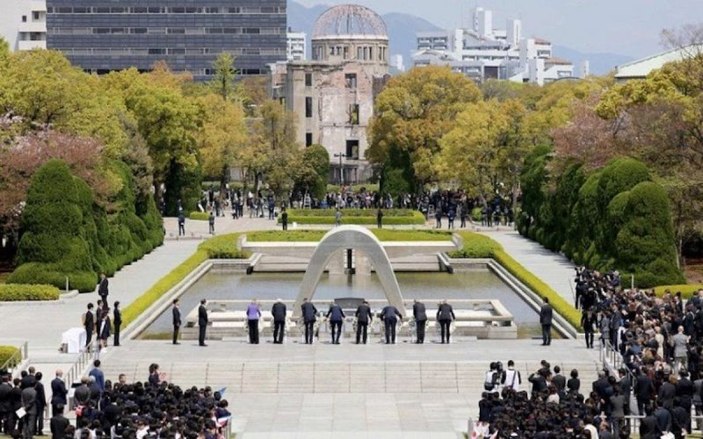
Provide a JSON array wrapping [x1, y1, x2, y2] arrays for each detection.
[[0, 217, 597, 437]]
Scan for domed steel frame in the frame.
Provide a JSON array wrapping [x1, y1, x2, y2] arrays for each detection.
[[312, 4, 388, 39]]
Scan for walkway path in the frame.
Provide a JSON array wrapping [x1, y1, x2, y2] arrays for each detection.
[[0, 215, 278, 366], [480, 230, 578, 306]]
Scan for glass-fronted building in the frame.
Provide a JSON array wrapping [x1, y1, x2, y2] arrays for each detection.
[[46, 1, 287, 80]]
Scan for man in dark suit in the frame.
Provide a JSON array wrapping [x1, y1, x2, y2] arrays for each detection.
[[301, 298, 318, 344], [172, 299, 181, 345], [0, 375, 12, 433], [198, 299, 208, 346], [436, 300, 456, 344], [97, 273, 109, 305], [271, 299, 287, 344], [540, 297, 553, 346], [33, 372, 46, 435], [21, 380, 37, 439], [326, 302, 345, 344], [636, 368, 655, 416], [381, 304, 402, 344], [49, 405, 69, 439], [83, 303, 94, 351], [413, 300, 427, 344], [112, 301, 122, 347], [49, 370, 67, 418], [355, 300, 372, 344]]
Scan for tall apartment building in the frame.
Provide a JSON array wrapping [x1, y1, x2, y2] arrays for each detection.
[[414, 7, 574, 85], [0, 1, 47, 51], [44, 0, 287, 80]]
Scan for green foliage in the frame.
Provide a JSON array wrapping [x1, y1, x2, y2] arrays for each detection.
[[610, 182, 684, 287], [0, 346, 21, 369], [189, 211, 210, 221], [121, 250, 208, 327], [10, 160, 164, 292], [654, 284, 703, 300], [449, 232, 503, 258], [493, 249, 582, 330], [198, 233, 249, 259], [0, 284, 60, 301], [293, 144, 329, 199], [471, 207, 483, 222], [8, 263, 97, 292]]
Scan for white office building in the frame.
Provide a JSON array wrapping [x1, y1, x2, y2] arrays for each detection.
[[0, 0, 47, 51], [287, 30, 307, 61], [413, 7, 574, 85]]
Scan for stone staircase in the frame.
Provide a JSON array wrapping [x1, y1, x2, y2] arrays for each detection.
[[99, 360, 599, 398]]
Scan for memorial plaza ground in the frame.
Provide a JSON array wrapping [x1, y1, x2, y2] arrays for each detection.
[[0, 216, 600, 438]]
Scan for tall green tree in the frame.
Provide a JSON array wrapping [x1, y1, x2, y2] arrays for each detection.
[[367, 66, 481, 192]]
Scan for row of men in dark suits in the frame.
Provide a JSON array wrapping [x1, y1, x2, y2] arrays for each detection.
[[0, 367, 72, 439]]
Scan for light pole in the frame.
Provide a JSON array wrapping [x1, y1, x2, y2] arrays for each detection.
[[334, 153, 346, 185]]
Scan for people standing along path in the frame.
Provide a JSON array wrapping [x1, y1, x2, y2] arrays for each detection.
[[355, 300, 372, 344], [112, 301, 122, 347], [437, 300, 455, 344], [97, 273, 109, 305], [326, 302, 345, 345], [246, 300, 262, 344], [172, 299, 181, 345], [381, 304, 402, 344], [540, 297, 553, 346], [271, 299, 287, 344], [301, 298, 318, 345], [413, 299, 427, 344], [82, 304, 94, 352], [198, 299, 208, 347]]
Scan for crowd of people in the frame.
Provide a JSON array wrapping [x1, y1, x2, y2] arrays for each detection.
[[1, 362, 232, 439], [475, 265, 703, 438]]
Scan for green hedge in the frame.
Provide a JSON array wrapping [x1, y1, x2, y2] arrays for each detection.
[[246, 229, 452, 242], [121, 233, 247, 328], [189, 211, 210, 221], [121, 250, 208, 328], [0, 284, 60, 301], [493, 249, 582, 330], [0, 346, 21, 369], [326, 184, 379, 193], [449, 232, 503, 258], [8, 263, 97, 292], [654, 284, 703, 299], [198, 234, 249, 259], [449, 231, 582, 330]]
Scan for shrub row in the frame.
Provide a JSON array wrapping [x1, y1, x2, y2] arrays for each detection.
[[449, 231, 582, 330], [189, 211, 209, 221], [9, 160, 164, 292], [448, 232, 503, 258], [654, 284, 703, 300], [0, 284, 60, 301], [519, 155, 683, 288], [282, 211, 426, 225], [246, 229, 452, 242], [121, 233, 246, 328], [121, 250, 208, 328], [198, 234, 249, 259], [493, 250, 582, 331], [0, 346, 21, 369]]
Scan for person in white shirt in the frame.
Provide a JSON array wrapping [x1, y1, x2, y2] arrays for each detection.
[[501, 360, 521, 391]]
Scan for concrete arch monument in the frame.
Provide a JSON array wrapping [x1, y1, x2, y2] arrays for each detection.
[[292, 225, 406, 317]]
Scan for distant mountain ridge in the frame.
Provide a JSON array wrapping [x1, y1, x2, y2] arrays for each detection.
[[287, 1, 633, 75]]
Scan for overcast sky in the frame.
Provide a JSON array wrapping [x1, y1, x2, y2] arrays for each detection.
[[293, 0, 703, 57]]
